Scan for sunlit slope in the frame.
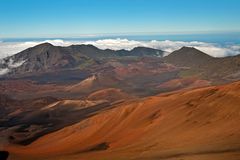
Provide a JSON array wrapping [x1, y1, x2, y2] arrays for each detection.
[[7, 82, 240, 160]]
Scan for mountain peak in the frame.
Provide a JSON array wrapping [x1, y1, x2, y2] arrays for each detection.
[[164, 46, 213, 68], [35, 42, 54, 48], [179, 46, 195, 51], [116, 46, 164, 57], [131, 46, 159, 51], [179, 46, 202, 52], [70, 44, 97, 48], [170, 46, 212, 58]]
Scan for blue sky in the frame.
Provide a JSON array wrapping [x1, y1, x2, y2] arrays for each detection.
[[0, 0, 240, 38]]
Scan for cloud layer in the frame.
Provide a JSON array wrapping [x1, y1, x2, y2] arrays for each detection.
[[0, 39, 240, 59], [0, 58, 26, 75]]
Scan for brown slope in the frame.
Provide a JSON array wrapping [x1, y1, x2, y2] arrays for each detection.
[[164, 47, 240, 83], [6, 81, 240, 160], [156, 77, 211, 92], [87, 88, 132, 102], [164, 46, 213, 68]]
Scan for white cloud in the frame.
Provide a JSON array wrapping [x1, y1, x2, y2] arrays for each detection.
[[0, 58, 26, 76], [82, 39, 240, 57], [8, 59, 26, 68], [0, 40, 72, 59], [0, 39, 239, 59], [0, 68, 10, 76]]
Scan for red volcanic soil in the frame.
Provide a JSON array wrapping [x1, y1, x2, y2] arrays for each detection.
[[65, 75, 97, 92], [157, 77, 211, 92], [87, 88, 132, 102], [112, 58, 177, 79], [5, 81, 240, 160], [0, 80, 60, 92], [0, 80, 65, 99]]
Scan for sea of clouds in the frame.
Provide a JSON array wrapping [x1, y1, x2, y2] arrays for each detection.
[[0, 38, 240, 59]]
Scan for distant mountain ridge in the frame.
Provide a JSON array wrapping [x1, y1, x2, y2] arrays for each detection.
[[0, 43, 164, 76], [2, 44, 240, 85]]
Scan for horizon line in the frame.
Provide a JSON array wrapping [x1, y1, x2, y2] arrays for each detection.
[[1, 30, 240, 39]]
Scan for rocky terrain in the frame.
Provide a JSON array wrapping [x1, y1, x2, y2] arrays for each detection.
[[1, 43, 240, 160]]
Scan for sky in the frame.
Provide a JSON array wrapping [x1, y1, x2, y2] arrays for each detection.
[[0, 0, 240, 38], [0, 0, 240, 60]]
